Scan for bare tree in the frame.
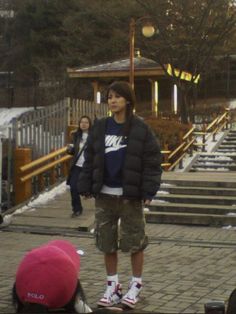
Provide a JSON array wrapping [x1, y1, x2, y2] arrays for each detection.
[[136, 0, 236, 123]]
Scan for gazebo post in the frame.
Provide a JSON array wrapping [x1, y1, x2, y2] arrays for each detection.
[[92, 80, 100, 103], [150, 79, 158, 117]]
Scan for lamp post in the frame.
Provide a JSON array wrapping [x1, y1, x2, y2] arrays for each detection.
[[129, 17, 155, 90]]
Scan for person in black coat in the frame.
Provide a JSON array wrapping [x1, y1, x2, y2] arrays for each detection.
[[78, 81, 162, 309], [67, 116, 92, 217]]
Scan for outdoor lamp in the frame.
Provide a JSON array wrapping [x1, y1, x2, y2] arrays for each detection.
[[129, 17, 155, 89], [142, 24, 155, 38]]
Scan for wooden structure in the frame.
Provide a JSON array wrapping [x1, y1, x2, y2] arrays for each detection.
[[67, 53, 172, 115]]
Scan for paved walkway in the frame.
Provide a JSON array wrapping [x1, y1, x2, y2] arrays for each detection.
[[1, 176, 236, 314]]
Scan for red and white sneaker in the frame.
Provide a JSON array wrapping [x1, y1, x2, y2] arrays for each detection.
[[97, 281, 122, 307], [121, 281, 142, 309]]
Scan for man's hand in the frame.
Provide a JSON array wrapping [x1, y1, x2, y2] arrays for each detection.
[[144, 199, 151, 206], [81, 192, 93, 199]]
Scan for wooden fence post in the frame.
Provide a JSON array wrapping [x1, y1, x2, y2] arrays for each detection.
[[14, 148, 32, 205], [67, 125, 77, 143]]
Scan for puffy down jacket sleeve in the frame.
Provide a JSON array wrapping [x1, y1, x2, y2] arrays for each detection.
[[142, 126, 162, 201]]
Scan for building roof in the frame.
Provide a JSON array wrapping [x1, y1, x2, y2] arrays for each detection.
[[67, 56, 165, 79]]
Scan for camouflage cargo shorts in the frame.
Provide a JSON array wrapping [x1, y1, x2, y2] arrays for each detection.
[[95, 194, 148, 253]]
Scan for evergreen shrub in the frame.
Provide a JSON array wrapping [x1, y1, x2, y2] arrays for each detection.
[[144, 116, 192, 151]]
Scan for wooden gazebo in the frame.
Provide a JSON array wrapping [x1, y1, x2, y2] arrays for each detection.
[[67, 53, 172, 114]]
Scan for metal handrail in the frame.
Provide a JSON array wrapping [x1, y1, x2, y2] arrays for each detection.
[[161, 108, 230, 170]]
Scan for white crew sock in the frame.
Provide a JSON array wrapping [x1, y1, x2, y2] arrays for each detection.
[[107, 274, 119, 284], [132, 276, 142, 284]]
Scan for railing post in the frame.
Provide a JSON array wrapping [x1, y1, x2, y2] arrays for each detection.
[[49, 168, 56, 185], [163, 143, 170, 171], [14, 148, 32, 205], [38, 174, 44, 192], [202, 124, 206, 152], [61, 161, 69, 178], [212, 131, 216, 142]]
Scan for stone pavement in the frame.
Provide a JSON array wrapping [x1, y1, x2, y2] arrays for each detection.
[[1, 187, 236, 313]]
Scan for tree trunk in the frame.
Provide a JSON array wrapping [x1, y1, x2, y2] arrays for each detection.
[[178, 86, 189, 124]]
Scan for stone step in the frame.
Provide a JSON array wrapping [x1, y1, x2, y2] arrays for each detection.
[[223, 139, 236, 143], [159, 185, 236, 196], [149, 201, 236, 215], [197, 159, 235, 164], [218, 145, 236, 149], [154, 193, 236, 205], [145, 211, 236, 226], [217, 149, 236, 152], [192, 163, 236, 170], [219, 142, 236, 146], [189, 168, 232, 172], [199, 152, 236, 157], [162, 178, 236, 188], [151, 172, 236, 225]]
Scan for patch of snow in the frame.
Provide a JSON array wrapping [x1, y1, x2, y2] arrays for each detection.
[[227, 213, 236, 216], [193, 167, 229, 171], [161, 183, 175, 187], [0, 107, 35, 137], [0, 107, 34, 127], [151, 200, 168, 204], [0, 214, 12, 227], [222, 225, 236, 230], [229, 100, 236, 109], [157, 190, 170, 194], [12, 182, 67, 217]]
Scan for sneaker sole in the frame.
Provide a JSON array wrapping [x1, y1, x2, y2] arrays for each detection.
[[97, 302, 120, 307], [121, 298, 138, 309]]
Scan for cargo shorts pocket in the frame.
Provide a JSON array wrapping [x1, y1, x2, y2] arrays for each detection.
[[119, 200, 148, 253], [95, 198, 119, 253]]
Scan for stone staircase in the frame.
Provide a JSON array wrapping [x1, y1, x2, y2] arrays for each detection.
[[146, 173, 236, 226], [190, 130, 236, 172], [145, 127, 236, 226]]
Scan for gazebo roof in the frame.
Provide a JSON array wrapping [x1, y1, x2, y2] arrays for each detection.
[[67, 56, 165, 79]]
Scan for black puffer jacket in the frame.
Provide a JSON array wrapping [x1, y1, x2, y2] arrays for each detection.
[[78, 116, 162, 200]]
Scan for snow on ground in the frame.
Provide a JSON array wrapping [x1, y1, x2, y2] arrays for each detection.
[[1, 102, 236, 228], [174, 131, 225, 172], [0, 107, 34, 137], [1, 182, 69, 226], [229, 99, 236, 109], [0, 107, 34, 127]]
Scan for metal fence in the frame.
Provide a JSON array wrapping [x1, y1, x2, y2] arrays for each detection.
[[1, 98, 108, 211], [11, 98, 108, 159], [69, 98, 108, 125], [0, 128, 13, 211]]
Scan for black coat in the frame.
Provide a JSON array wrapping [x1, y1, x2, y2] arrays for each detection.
[[77, 116, 162, 200], [66, 130, 86, 185], [67, 131, 83, 166]]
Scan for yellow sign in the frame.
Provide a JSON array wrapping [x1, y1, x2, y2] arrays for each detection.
[[167, 64, 200, 84]]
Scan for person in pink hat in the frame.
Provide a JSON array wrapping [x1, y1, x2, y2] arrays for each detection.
[[12, 240, 92, 313]]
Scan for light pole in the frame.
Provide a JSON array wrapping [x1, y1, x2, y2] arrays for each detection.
[[129, 17, 155, 90]]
